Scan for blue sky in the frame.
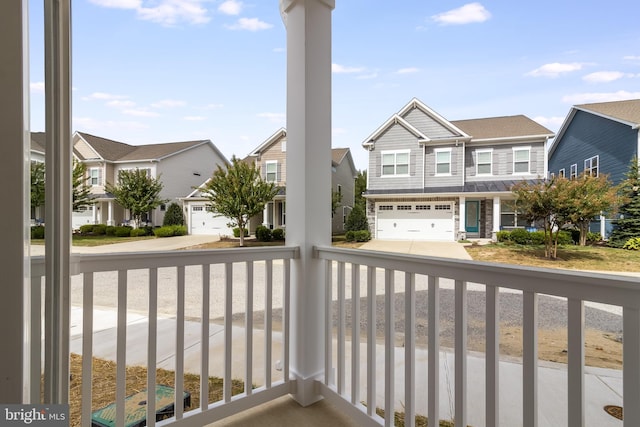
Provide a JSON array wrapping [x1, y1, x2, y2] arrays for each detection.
[[29, 0, 640, 171]]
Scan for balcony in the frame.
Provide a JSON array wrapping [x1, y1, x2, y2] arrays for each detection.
[[28, 244, 640, 427]]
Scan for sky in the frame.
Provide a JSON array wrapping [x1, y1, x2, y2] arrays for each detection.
[[28, 0, 640, 172]]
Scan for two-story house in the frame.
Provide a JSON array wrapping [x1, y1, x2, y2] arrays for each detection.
[[72, 131, 228, 229], [548, 98, 640, 237], [362, 98, 555, 241], [243, 128, 358, 235]]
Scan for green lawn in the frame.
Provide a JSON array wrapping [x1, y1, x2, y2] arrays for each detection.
[[31, 234, 156, 247]]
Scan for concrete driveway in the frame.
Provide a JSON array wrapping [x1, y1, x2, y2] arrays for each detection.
[[359, 239, 472, 260]]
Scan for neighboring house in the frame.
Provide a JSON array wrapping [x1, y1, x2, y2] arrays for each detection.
[[181, 177, 237, 236], [71, 132, 228, 229], [548, 98, 640, 237], [362, 98, 555, 241], [240, 128, 358, 234], [30, 132, 46, 222]]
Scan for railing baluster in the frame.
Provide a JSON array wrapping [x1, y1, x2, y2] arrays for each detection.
[[567, 298, 584, 427], [384, 268, 394, 427], [624, 306, 640, 427], [366, 266, 376, 417], [30, 274, 42, 404], [351, 264, 361, 405], [428, 276, 440, 425], [175, 266, 185, 419], [337, 261, 346, 395], [523, 291, 538, 427], [283, 258, 291, 381], [81, 273, 93, 427], [245, 262, 253, 396], [454, 280, 467, 427], [325, 260, 333, 386], [404, 272, 416, 427], [201, 264, 210, 407], [486, 284, 499, 427], [265, 259, 273, 389], [224, 263, 233, 401], [147, 268, 158, 427], [115, 270, 127, 427]]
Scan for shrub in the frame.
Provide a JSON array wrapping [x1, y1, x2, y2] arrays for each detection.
[[587, 232, 601, 243], [272, 228, 285, 241], [497, 229, 572, 246], [114, 226, 132, 237], [153, 225, 187, 238], [345, 204, 369, 232], [255, 225, 272, 242], [528, 231, 546, 245], [163, 202, 185, 226], [31, 225, 45, 239], [79, 224, 94, 235], [172, 225, 187, 236], [353, 229, 372, 242], [509, 228, 530, 245], [105, 226, 116, 236], [130, 228, 147, 237], [92, 224, 107, 235], [623, 237, 640, 250], [496, 230, 511, 242], [556, 230, 573, 245], [233, 227, 249, 238]]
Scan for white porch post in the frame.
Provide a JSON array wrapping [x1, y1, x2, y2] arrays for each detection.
[[281, 0, 334, 406], [107, 200, 114, 226], [493, 196, 501, 241], [458, 196, 466, 240], [263, 202, 270, 228], [0, 0, 30, 403], [92, 203, 98, 224], [600, 214, 606, 239]]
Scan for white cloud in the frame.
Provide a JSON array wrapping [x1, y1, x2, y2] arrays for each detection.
[[74, 116, 148, 131], [205, 103, 224, 109], [91, 0, 210, 26], [356, 73, 378, 80], [562, 90, 640, 104], [183, 116, 206, 121], [432, 3, 491, 25], [151, 99, 186, 108], [332, 63, 365, 74], [332, 127, 347, 136], [218, 0, 242, 15], [273, 47, 285, 53], [225, 17, 273, 31], [396, 67, 419, 74], [623, 55, 640, 60], [257, 112, 285, 123], [123, 109, 161, 117], [582, 71, 627, 83], [30, 82, 45, 94], [106, 100, 136, 108], [525, 62, 583, 78], [89, 0, 140, 9], [83, 92, 128, 101], [533, 116, 565, 130]]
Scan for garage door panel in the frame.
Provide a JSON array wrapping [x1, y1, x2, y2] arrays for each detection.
[[376, 203, 454, 241], [190, 205, 234, 236]]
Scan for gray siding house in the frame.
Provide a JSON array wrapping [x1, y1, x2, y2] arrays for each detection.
[[363, 98, 554, 241]]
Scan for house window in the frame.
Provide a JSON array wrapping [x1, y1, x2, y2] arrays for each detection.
[[160, 204, 166, 211], [378, 205, 393, 211], [266, 161, 278, 182], [381, 150, 409, 176], [501, 200, 529, 228], [434, 204, 451, 211], [89, 167, 100, 186], [558, 169, 565, 178], [337, 184, 342, 195], [570, 164, 578, 179], [476, 150, 492, 175], [193, 206, 203, 211], [585, 155, 599, 177], [416, 205, 430, 210], [435, 148, 451, 175], [397, 205, 412, 210], [513, 147, 530, 174]]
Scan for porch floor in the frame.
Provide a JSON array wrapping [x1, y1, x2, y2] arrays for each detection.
[[206, 395, 361, 427]]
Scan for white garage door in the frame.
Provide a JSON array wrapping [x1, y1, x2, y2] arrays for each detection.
[[376, 202, 454, 241], [190, 205, 234, 236]]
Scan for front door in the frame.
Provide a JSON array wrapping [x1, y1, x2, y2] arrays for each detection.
[[465, 201, 480, 234]]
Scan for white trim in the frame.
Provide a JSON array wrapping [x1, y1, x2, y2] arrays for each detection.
[[475, 148, 493, 176], [512, 146, 531, 175], [584, 155, 599, 177], [570, 164, 578, 179], [435, 147, 452, 176], [265, 160, 278, 182], [381, 149, 410, 177], [559, 168, 566, 178]]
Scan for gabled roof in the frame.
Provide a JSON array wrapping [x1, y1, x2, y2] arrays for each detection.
[[549, 99, 640, 157], [248, 127, 287, 156], [332, 147, 359, 177], [398, 97, 470, 140], [75, 131, 216, 163], [362, 114, 429, 146], [30, 132, 46, 154], [452, 115, 555, 141]]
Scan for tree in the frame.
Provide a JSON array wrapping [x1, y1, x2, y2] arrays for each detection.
[[563, 173, 618, 246], [30, 162, 45, 212], [354, 169, 367, 208], [345, 203, 369, 232], [202, 156, 278, 247], [331, 189, 342, 215], [105, 169, 167, 228], [609, 158, 640, 247], [72, 159, 94, 211], [163, 202, 185, 226]]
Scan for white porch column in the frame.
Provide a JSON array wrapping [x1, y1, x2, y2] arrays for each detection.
[[0, 0, 30, 403], [263, 202, 270, 228], [281, 0, 334, 406], [600, 214, 606, 239], [92, 203, 98, 224], [458, 196, 466, 240], [107, 200, 114, 226], [493, 196, 501, 241]]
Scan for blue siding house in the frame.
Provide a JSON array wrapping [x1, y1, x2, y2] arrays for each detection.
[[548, 99, 640, 236]]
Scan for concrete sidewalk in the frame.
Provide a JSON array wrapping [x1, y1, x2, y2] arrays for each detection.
[[359, 239, 473, 260], [71, 306, 623, 427]]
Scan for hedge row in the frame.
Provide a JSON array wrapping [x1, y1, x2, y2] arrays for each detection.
[[255, 225, 285, 242]]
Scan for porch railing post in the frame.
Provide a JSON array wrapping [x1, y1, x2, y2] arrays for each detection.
[[280, 0, 335, 407]]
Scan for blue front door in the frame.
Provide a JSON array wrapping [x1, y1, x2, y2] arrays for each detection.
[[465, 201, 480, 234]]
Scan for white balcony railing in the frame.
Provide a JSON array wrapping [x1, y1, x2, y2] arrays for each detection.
[[31, 246, 640, 427]]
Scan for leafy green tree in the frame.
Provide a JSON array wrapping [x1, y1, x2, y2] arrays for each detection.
[[354, 169, 367, 208], [105, 169, 167, 228], [30, 162, 45, 211], [331, 189, 342, 215], [202, 156, 278, 247], [610, 158, 640, 247], [345, 203, 369, 232], [72, 160, 94, 211], [163, 202, 185, 226]]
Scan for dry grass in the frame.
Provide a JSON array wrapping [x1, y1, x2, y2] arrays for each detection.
[[187, 236, 366, 250]]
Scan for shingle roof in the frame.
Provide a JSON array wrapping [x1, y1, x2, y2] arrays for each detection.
[[575, 99, 640, 125], [331, 147, 349, 165], [31, 132, 46, 153], [451, 115, 554, 140], [77, 132, 207, 162]]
